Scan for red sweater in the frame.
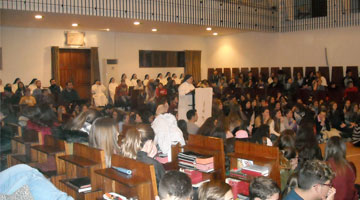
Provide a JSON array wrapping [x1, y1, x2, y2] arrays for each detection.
[[327, 159, 358, 200], [344, 86, 358, 98]]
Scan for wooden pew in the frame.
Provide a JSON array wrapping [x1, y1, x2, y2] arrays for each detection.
[[163, 143, 182, 171], [58, 143, 105, 200], [7, 129, 42, 167], [319, 142, 360, 184], [184, 134, 226, 181], [6, 122, 22, 137], [227, 141, 281, 188], [30, 135, 69, 188], [95, 154, 158, 200]]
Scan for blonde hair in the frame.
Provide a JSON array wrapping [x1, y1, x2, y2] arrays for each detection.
[[89, 117, 120, 167], [64, 109, 101, 130], [198, 180, 232, 200], [119, 124, 155, 159]]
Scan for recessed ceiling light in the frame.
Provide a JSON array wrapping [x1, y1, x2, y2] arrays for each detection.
[[206, 27, 212, 31], [72, 23, 78, 27], [134, 21, 140, 25], [35, 15, 43, 19], [213, 32, 218, 36], [105, 28, 110, 31], [152, 28, 157, 32]]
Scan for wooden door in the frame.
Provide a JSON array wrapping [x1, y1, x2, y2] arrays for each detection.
[[59, 49, 91, 99]]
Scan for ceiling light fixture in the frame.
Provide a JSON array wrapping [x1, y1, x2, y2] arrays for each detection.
[[206, 27, 212, 31], [152, 28, 157, 32], [134, 21, 141, 25], [35, 15, 43, 19], [213, 32, 218, 36], [105, 28, 110, 31], [72, 23, 78, 27]]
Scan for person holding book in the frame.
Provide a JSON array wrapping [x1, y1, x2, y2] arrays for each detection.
[[198, 180, 233, 200], [119, 124, 165, 188], [158, 171, 192, 200], [283, 160, 336, 200], [249, 176, 280, 200]]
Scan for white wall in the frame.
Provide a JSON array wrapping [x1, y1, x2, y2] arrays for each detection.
[[204, 26, 360, 77], [0, 27, 206, 86]]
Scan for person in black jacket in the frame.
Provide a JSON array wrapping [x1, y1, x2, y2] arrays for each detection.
[[315, 109, 330, 141]]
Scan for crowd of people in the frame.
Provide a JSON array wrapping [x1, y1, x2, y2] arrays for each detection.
[[1, 68, 360, 200]]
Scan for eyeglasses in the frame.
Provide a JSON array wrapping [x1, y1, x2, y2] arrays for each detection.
[[320, 183, 333, 188]]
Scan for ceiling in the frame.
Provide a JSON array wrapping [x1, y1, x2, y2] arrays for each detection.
[[0, 9, 245, 36]]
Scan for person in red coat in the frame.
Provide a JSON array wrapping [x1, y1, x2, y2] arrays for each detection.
[[324, 136, 358, 200], [155, 83, 167, 98], [344, 81, 358, 98]]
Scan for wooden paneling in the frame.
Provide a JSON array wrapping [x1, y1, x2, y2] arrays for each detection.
[[185, 51, 201, 83], [332, 66, 344, 86], [216, 68, 223, 75], [59, 49, 91, 99], [270, 67, 279, 76], [224, 68, 231, 81], [319, 66, 330, 83], [240, 68, 249, 77], [208, 68, 215, 80], [347, 66, 359, 83], [293, 67, 304, 78], [282, 67, 291, 78], [251, 68, 259, 79], [260, 67, 270, 79], [305, 66, 316, 77], [139, 50, 185, 68], [232, 68, 240, 78]]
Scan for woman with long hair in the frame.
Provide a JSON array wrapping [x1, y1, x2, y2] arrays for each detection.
[[324, 136, 358, 200], [89, 117, 121, 168], [63, 108, 102, 134], [197, 117, 217, 136], [119, 124, 165, 187], [254, 108, 280, 138]]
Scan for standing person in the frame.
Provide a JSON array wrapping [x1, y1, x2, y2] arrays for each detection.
[[130, 74, 138, 87], [12, 78, 21, 93], [324, 137, 358, 200], [28, 78, 38, 94], [108, 77, 117, 104], [60, 81, 80, 105], [143, 74, 150, 87], [178, 75, 195, 120], [91, 80, 108, 107]]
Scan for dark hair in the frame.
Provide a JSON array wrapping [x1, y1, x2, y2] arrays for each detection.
[[109, 77, 114, 83], [22, 104, 57, 127], [157, 73, 162, 78], [159, 171, 192, 200], [49, 78, 55, 83], [197, 117, 217, 136], [274, 134, 295, 150], [29, 78, 37, 85], [324, 136, 349, 175], [131, 74, 136, 80], [251, 124, 270, 145], [13, 78, 20, 84], [249, 176, 280, 200], [65, 81, 73, 86], [144, 74, 149, 79], [177, 120, 188, 141], [186, 109, 197, 120], [298, 160, 334, 190], [121, 73, 126, 80]]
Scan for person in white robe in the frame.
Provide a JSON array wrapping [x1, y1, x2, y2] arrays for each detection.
[[121, 73, 132, 87], [92, 80, 108, 107], [178, 74, 196, 120], [157, 73, 167, 85], [143, 74, 150, 87], [12, 78, 21, 93], [172, 73, 181, 85], [108, 77, 117, 104], [28, 78, 38, 94], [130, 74, 138, 87]]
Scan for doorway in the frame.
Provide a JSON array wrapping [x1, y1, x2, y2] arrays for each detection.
[[58, 49, 91, 99], [52, 47, 100, 100]]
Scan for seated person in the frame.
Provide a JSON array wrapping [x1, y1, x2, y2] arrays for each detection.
[[186, 109, 199, 134], [0, 164, 73, 200], [158, 171, 192, 200], [19, 88, 36, 106], [119, 124, 165, 187], [249, 176, 280, 200], [283, 160, 336, 200], [60, 82, 80, 105], [198, 180, 233, 200]]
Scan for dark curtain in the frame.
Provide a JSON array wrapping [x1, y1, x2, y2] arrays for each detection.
[[185, 51, 201, 83], [90, 47, 100, 84], [51, 46, 60, 84]]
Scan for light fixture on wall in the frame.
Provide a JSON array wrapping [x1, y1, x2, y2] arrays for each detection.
[[152, 28, 157, 32], [72, 23, 79, 27], [134, 21, 141, 25], [213, 32, 218, 36], [35, 15, 43, 19], [206, 27, 212, 31]]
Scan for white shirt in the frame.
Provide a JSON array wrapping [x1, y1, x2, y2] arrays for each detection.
[[28, 84, 37, 94], [92, 84, 108, 107], [320, 76, 328, 87], [143, 79, 149, 87], [174, 78, 181, 85], [12, 84, 18, 93], [160, 78, 167, 86], [178, 81, 195, 96], [131, 79, 138, 87], [125, 79, 132, 87], [108, 82, 118, 103]]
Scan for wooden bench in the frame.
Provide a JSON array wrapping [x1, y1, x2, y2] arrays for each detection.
[[7, 129, 42, 167], [183, 134, 226, 181], [6, 122, 22, 137], [58, 143, 105, 200], [227, 141, 281, 188], [30, 135, 69, 188], [319, 142, 360, 184], [95, 154, 158, 200]]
